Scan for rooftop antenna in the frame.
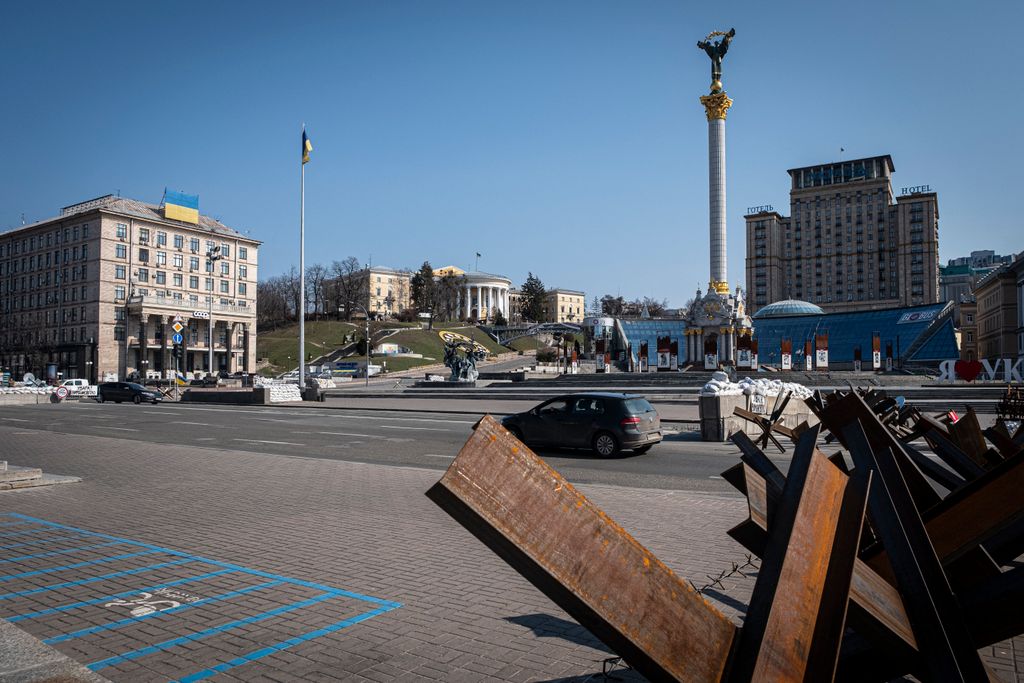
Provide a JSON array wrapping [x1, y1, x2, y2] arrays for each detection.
[[21, 213, 26, 225], [116, 188, 121, 197]]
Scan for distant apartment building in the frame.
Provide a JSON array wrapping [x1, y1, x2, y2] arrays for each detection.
[[940, 249, 1017, 324], [745, 155, 940, 315], [335, 265, 412, 319], [543, 288, 586, 323], [1012, 254, 1024, 359], [0, 194, 259, 382], [959, 298, 978, 361], [974, 265, 1018, 360]]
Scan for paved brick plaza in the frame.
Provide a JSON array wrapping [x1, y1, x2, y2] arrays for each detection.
[[0, 426, 1021, 682]]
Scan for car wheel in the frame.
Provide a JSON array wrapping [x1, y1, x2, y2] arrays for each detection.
[[633, 445, 653, 455], [115, 400, 122, 404], [152, 399, 159, 405], [97, 393, 105, 403], [592, 431, 620, 458], [133, 395, 142, 405], [506, 426, 524, 442]]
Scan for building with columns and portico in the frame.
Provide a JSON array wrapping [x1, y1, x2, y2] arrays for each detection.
[[434, 266, 512, 323], [0, 193, 259, 383]]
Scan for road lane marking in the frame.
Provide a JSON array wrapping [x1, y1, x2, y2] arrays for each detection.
[[380, 425, 456, 432], [105, 427, 140, 432], [327, 414, 476, 425], [424, 453, 454, 459], [195, 437, 216, 441], [232, 439, 305, 446], [312, 431, 389, 440], [176, 422, 215, 426], [0, 418, 30, 422]]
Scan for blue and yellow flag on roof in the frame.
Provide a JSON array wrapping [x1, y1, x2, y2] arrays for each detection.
[[162, 189, 199, 224], [302, 128, 313, 165]]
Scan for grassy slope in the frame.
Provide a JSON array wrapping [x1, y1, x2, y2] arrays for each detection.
[[256, 320, 508, 376], [372, 325, 510, 372], [257, 320, 360, 376]]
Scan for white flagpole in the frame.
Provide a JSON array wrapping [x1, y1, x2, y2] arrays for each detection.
[[299, 127, 306, 391]]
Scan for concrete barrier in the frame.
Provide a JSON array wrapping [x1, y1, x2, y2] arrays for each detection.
[[699, 393, 818, 442]]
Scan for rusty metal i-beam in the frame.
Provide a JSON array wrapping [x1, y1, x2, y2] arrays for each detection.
[[426, 415, 737, 683]]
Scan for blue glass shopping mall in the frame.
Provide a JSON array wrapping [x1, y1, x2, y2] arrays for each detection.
[[587, 299, 958, 370]]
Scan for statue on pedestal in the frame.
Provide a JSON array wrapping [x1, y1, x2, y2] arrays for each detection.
[[443, 340, 487, 383], [697, 28, 735, 93]]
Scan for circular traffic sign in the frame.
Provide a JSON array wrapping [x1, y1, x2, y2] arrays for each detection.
[[172, 333, 184, 344], [54, 386, 69, 400]]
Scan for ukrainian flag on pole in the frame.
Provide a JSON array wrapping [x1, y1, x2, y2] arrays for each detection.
[[302, 128, 313, 164]]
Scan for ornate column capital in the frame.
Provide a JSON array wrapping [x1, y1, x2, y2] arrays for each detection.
[[699, 92, 733, 121]]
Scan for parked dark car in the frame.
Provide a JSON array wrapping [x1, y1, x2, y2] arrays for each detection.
[[96, 382, 163, 405], [189, 375, 220, 387], [501, 393, 662, 457]]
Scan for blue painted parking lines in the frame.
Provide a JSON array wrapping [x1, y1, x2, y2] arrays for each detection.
[[45, 579, 284, 645], [0, 513, 403, 680], [0, 527, 60, 540], [88, 592, 339, 671], [0, 533, 104, 551], [7, 568, 237, 623], [178, 603, 398, 683], [0, 549, 161, 582], [0, 541, 124, 566], [0, 559, 194, 600]]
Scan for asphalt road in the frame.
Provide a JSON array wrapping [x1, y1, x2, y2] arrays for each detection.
[[0, 401, 770, 493]]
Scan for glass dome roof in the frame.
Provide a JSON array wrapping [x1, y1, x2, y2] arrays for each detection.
[[752, 299, 825, 319]]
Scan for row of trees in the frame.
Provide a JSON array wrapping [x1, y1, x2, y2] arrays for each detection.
[[596, 295, 670, 317], [258, 259, 559, 330]]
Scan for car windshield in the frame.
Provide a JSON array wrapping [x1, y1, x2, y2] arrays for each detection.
[[126, 383, 147, 391], [624, 398, 654, 414]]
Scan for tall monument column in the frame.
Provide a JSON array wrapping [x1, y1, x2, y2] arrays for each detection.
[[697, 28, 735, 296]]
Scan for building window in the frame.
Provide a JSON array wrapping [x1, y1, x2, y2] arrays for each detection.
[[205, 278, 213, 291], [139, 228, 150, 243], [173, 273, 183, 287], [238, 265, 247, 279], [116, 244, 126, 259], [173, 254, 183, 268], [220, 243, 230, 258], [115, 265, 126, 279], [116, 223, 127, 239], [114, 286, 126, 300], [190, 238, 200, 253], [137, 268, 149, 282], [220, 280, 229, 293], [239, 246, 248, 260], [114, 327, 125, 341], [189, 276, 199, 289], [156, 231, 167, 246], [174, 234, 184, 249], [220, 262, 229, 276], [139, 248, 149, 262], [190, 256, 199, 271], [156, 271, 166, 285], [238, 282, 247, 295]]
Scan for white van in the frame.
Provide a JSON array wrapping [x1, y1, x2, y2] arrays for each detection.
[[59, 378, 96, 396]]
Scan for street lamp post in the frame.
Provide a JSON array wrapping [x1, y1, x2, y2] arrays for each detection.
[[206, 247, 222, 377]]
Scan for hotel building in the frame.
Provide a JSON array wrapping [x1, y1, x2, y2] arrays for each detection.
[[0, 194, 259, 382], [745, 155, 940, 315]]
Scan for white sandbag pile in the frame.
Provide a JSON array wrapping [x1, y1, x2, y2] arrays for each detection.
[[0, 387, 52, 395], [700, 371, 813, 399], [267, 384, 302, 403]]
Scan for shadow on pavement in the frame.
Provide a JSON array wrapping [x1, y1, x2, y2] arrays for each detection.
[[504, 613, 611, 652]]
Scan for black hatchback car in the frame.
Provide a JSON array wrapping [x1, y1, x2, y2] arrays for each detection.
[[501, 393, 662, 457], [96, 382, 163, 405]]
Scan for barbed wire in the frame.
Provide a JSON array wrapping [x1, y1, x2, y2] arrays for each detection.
[[690, 553, 760, 596]]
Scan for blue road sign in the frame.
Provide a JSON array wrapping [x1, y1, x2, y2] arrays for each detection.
[[172, 333, 183, 344]]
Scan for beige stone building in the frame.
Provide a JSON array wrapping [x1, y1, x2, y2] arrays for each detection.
[[0, 194, 259, 382], [745, 155, 940, 315], [336, 266, 412, 319], [974, 265, 1018, 361], [543, 288, 586, 323]]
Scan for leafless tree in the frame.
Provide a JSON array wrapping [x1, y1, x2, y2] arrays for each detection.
[[305, 263, 328, 321], [328, 257, 366, 320]]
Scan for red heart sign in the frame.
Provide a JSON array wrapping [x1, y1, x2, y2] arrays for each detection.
[[954, 360, 983, 382]]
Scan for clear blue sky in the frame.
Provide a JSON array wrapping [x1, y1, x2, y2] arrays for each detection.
[[2, 1, 1021, 308]]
